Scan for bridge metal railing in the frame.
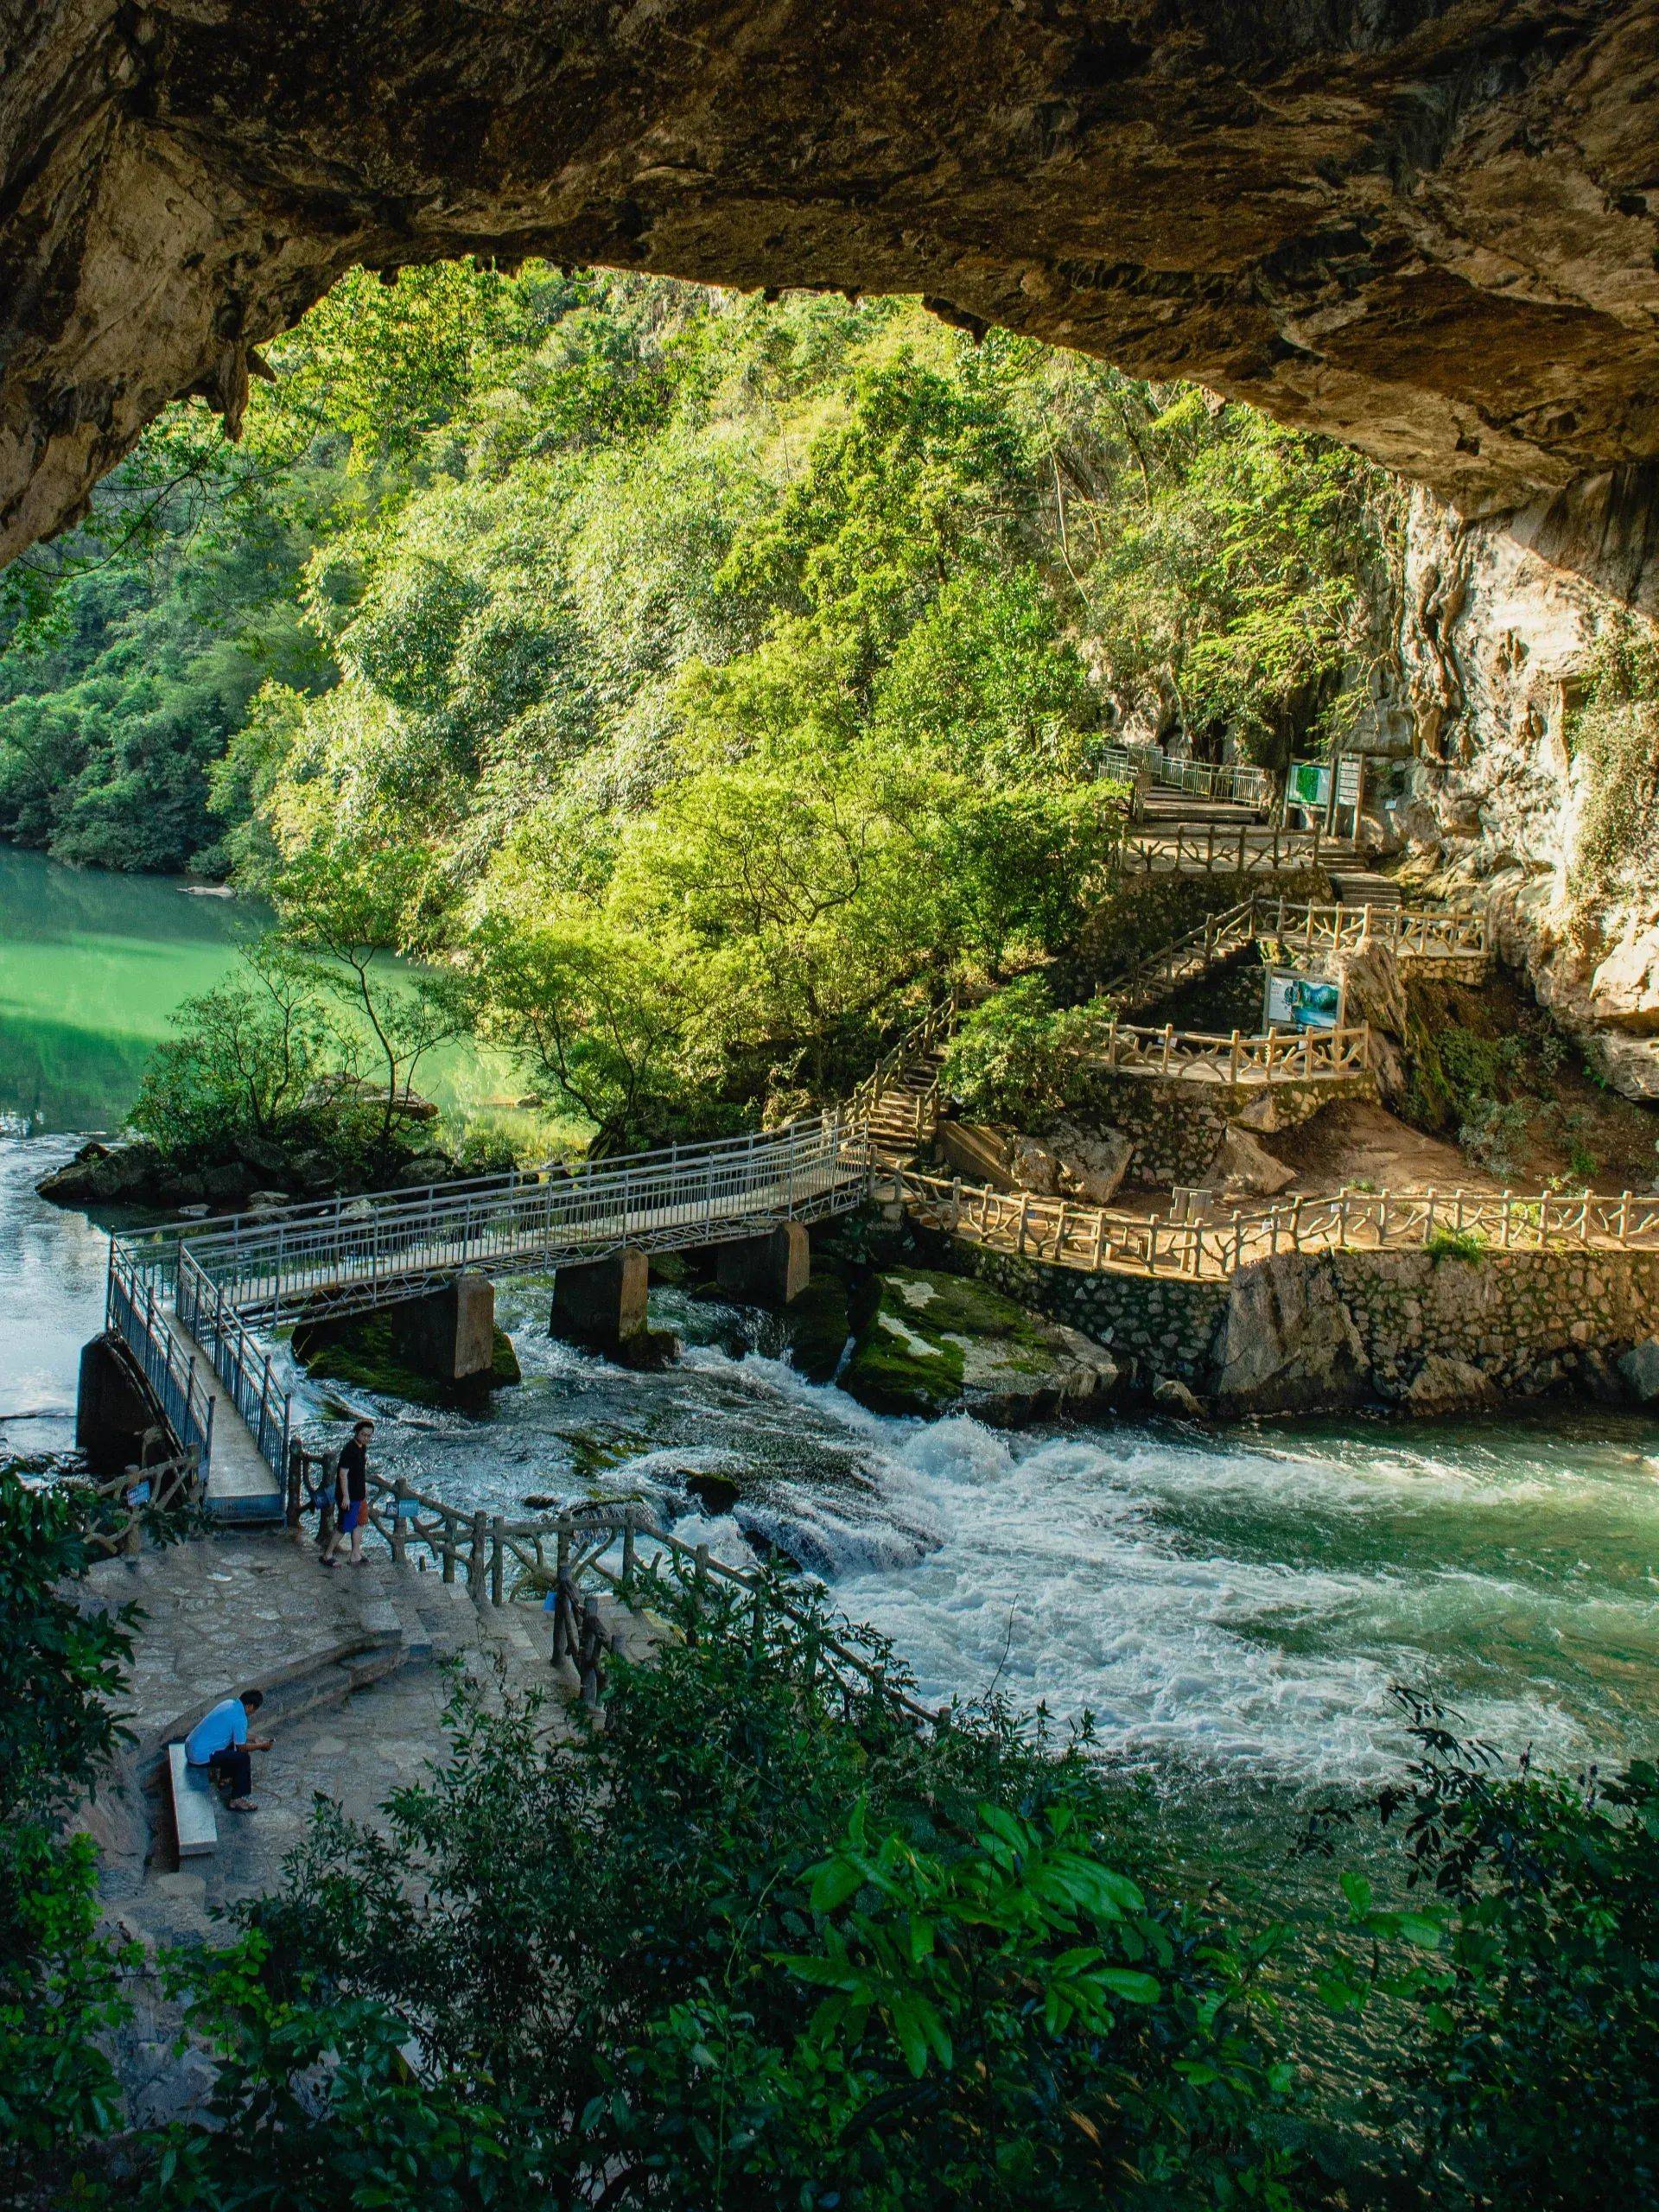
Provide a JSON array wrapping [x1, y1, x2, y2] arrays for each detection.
[[106, 1244, 216, 1473], [176, 1246, 293, 1475], [1096, 741, 1272, 810], [148, 1109, 870, 1328]]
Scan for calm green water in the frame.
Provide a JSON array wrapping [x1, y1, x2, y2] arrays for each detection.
[[0, 844, 533, 1136], [0, 847, 258, 1133], [3, 843, 1658, 1812]]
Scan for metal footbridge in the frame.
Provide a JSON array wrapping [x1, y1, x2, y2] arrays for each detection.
[[105, 1112, 870, 1515]]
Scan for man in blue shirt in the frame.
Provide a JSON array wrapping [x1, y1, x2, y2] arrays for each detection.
[[183, 1688, 272, 1812]]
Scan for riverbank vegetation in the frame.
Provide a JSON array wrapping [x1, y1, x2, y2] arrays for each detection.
[[3, 266, 1397, 1151], [7, 1460, 1656, 2211]]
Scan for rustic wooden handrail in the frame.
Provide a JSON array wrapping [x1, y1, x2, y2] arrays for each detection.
[[79, 1445, 203, 1558], [282, 1451, 944, 1727], [893, 1167, 1659, 1282], [1096, 898, 1487, 1018], [1092, 1018, 1376, 1084]]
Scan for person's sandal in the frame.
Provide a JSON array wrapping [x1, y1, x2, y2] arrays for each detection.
[[226, 1798, 258, 1813]]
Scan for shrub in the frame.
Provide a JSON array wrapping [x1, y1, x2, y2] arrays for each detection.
[[1424, 1228, 1485, 1264], [1308, 1692, 1659, 2208], [222, 1567, 1300, 2210], [0, 1471, 140, 2199], [938, 977, 1114, 1126]]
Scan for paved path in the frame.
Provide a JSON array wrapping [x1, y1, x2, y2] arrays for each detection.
[[85, 1526, 651, 2124]]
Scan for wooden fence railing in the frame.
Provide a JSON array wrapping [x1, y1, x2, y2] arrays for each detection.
[[846, 996, 957, 1127], [284, 1446, 942, 1726], [893, 1170, 1659, 1281], [1096, 898, 1487, 1016], [1094, 1019, 1376, 1085], [1125, 823, 1330, 875], [79, 1446, 203, 1558]]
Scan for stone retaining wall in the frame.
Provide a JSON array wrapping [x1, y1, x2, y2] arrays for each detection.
[[918, 1233, 1227, 1385], [1075, 1070, 1366, 1186], [922, 1231, 1659, 1414]]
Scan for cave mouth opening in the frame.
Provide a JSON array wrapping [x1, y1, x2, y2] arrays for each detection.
[[3, 0, 1656, 601]]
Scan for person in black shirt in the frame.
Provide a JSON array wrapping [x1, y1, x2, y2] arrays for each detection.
[[323, 1419, 374, 1568]]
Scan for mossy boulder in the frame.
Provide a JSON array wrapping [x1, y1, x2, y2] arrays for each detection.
[[293, 1312, 521, 1406], [841, 1268, 1117, 1426], [779, 1273, 854, 1383]]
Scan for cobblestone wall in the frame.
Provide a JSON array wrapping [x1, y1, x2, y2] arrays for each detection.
[[1075, 1071, 1364, 1185], [920, 1231, 1659, 1412], [918, 1233, 1229, 1385]]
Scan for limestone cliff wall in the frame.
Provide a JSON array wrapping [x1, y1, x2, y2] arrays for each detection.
[[1386, 473, 1659, 1100]]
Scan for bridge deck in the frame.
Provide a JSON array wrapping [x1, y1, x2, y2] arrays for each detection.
[[168, 1316, 283, 1521]]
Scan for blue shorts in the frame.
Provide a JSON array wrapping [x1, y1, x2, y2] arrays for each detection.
[[340, 1498, 366, 1533]]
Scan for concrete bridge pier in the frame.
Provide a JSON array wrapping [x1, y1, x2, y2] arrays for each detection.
[[77, 1333, 159, 1473], [551, 1247, 651, 1357], [397, 1273, 497, 1382], [715, 1222, 810, 1307]]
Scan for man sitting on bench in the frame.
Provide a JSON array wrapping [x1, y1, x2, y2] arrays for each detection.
[[184, 1688, 272, 1814]]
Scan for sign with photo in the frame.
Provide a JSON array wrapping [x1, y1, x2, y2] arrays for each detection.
[[1263, 967, 1343, 1032], [1286, 760, 1332, 811]]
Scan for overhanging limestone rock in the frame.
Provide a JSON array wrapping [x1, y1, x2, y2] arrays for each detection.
[[3, 3, 1659, 587]]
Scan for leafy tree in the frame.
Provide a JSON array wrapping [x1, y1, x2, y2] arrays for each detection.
[[128, 938, 347, 1160], [938, 977, 1115, 1125], [229, 1569, 1299, 2210], [273, 837, 475, 1154], [1307, 1692, 1659, 2208]]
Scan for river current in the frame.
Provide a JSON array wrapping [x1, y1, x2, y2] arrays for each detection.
[[4, 848, 1659, 1812]]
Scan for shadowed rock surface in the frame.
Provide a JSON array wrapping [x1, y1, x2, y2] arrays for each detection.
[[4, 2, 1658, 592]]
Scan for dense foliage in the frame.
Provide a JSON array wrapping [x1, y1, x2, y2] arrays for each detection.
[[9, 1465, 1659, 2211], [202, 1571, 1299, 2211], [0, 1471, 138, 2202], [1, 268, 1395, 1145], [1309, 1694, 1659, 2208]]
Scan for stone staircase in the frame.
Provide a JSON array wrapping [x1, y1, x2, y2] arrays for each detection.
[[864, 1046, 946, 1165]]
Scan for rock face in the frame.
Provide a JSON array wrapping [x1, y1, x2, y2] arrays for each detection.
[[842, 1268, 1117, 1425], [1211, 1255, 1371, 1415], [1207, 1124, 1296, 1198], [1382, 479, 1659, 1095], [4, 6, 1659, 584]]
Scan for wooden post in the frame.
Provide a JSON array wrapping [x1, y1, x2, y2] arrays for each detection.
[[391, 1476, 409, 1564], [1162, 1023, 1174, 1072], [1230, 1030, 1241, 1083], [621, 1517, 637, 1582], [1017, 1192, 1030, 1254], [1618, 1191, 1631, 1245], [1501, 1192, 1512, 1249], [950, 1175, 963, 1230], [285, 1439, 303, 1530], [490, 1515, 505, 1606], [1092, 1209, 1106, 1269], [441, 1509, 456, 1584], [468, 1508, 487, 1599]]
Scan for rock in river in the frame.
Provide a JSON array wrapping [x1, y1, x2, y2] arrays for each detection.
[[842, 1268, 1117, 1425]]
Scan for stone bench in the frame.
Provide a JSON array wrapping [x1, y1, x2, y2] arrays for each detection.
[[166, 1741, 219, 1858]]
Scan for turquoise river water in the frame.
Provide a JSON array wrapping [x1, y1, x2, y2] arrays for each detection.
[[3, 847, 1658, 1816]]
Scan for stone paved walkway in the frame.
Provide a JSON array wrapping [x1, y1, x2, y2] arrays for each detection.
[[84, 1522, 654, 2121]]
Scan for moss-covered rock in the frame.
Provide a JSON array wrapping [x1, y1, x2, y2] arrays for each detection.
[[293, 1313, 521, 1406], [779, 1273, 854, 1383], [841, 1268, 1117, 1425]]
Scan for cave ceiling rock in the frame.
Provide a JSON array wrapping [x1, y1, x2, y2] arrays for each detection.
[[3, 0, 1658, 602]]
